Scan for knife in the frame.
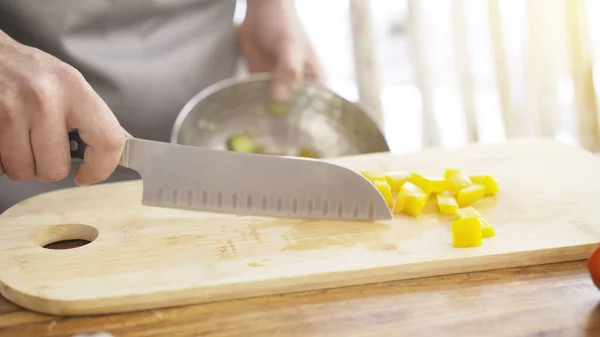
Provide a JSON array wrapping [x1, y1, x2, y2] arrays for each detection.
[[68, 131, 393, 221]]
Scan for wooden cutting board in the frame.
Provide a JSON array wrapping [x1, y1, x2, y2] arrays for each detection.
[[1, 138, 600, 316]]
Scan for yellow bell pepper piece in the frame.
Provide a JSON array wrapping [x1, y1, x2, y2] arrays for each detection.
[[456, 206, 495, 238], [444, 168, 473, 195], [456, 184, 485, 207], [469, 175, 498, 195], [394, 182, 429, 217], [410, 172, 450, 193], [373, 180, 394, 209], [359, 168, 386, 181], [384, 170, 412, 192], [436, 192, 459, 215], [450, 216, 483, 247], [393, 193, 406, 214]]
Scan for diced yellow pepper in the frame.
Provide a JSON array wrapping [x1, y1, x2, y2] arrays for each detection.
[[451, 216, 483, 247], [482, 225, 495, 238], [373, 180, 394, 209], [394, 182, 429, 217], [410, 172, 451, 193], [456, 184, 485, 207], [400, 181, 424, 194], [469, 175, 499, 195], [384, 170, 412, 192], [443, 168, 461, 180], [444, 168, 473, 195], [456, 206, 495, 238], [404, 195, 430, 217], [359, 168, 386, 181], [393, 193, 406, 214], [436, 191, 459, 215], [397, 192, 430, 217]]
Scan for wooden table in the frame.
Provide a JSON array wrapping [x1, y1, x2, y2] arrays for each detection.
[[1, 259, 600, 337]]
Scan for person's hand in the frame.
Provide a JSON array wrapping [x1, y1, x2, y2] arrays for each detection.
[[238, 0, 325, 102], [0, 32, 127, 185]]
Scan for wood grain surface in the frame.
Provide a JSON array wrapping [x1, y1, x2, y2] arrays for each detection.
[[2, 139, 600, 316], [1, 259, 600, 337]]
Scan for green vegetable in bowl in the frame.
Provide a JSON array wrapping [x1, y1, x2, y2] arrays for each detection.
[[267, 101, 289, 116], [296, 146, 320, 158], [227, 134, 257, 153]]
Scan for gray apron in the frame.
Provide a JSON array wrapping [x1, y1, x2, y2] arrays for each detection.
[[0, 0, 239, 213]]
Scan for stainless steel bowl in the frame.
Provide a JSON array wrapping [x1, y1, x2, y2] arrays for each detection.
[[171, 73, 389, 158]]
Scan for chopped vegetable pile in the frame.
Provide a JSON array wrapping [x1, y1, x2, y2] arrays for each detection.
[[359, 168, 498, 248]]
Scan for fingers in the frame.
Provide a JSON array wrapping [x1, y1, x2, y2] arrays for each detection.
[[0, 122, 35, 182], [0, 157, 4, 177], [72, 107, 125, 186], [303, 51, 326, 84], [30, 113, 71, 182], [270, 39, 327, 103], [270, 41, 305, 102], [0, 41, 125, 186], [0, 67, 39, 182], [65, 76, 126, 186]]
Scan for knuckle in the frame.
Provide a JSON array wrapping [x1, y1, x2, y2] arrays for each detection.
[[53, 62, 84, 85], [0, 99, 18, 126], [16, 77, 54, 117], [0, 89, 21, 126], [19, 80, 64, 122]]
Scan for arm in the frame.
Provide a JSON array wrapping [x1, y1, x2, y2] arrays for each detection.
[[0, 29, 127, 185]]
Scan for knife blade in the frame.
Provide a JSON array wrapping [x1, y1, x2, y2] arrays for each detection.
[[68, 131, 392, 221]]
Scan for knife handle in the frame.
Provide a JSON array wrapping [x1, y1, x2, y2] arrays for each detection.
[[69, 130, 86, 159]]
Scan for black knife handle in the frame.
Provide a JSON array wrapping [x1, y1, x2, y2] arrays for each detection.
[[69, 130, 86, 159]]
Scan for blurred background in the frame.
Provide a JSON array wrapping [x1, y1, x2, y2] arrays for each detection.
[[231, 0, 600, 155]]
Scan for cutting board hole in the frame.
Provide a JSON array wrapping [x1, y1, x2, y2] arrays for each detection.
[[35, 224, 99, 250]]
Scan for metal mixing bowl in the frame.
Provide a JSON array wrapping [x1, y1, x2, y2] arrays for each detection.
[[170, 73, 389, 158]]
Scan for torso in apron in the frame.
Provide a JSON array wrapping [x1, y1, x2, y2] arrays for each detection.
[[0, 0, 239, 213]]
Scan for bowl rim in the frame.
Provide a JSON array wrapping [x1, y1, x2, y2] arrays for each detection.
[[170, 72, 389, 151]]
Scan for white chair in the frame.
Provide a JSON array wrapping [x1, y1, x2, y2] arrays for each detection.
[[348, 0, 600, 153]]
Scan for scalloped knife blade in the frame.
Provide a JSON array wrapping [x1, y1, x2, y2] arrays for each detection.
[[69, 132, 392, 221]]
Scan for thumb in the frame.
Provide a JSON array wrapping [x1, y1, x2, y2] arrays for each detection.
[[69, 85, 128, 186], [270, 42, 304, 103]]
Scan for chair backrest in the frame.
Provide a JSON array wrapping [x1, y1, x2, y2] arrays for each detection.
[[348, 0, 600, 153]]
